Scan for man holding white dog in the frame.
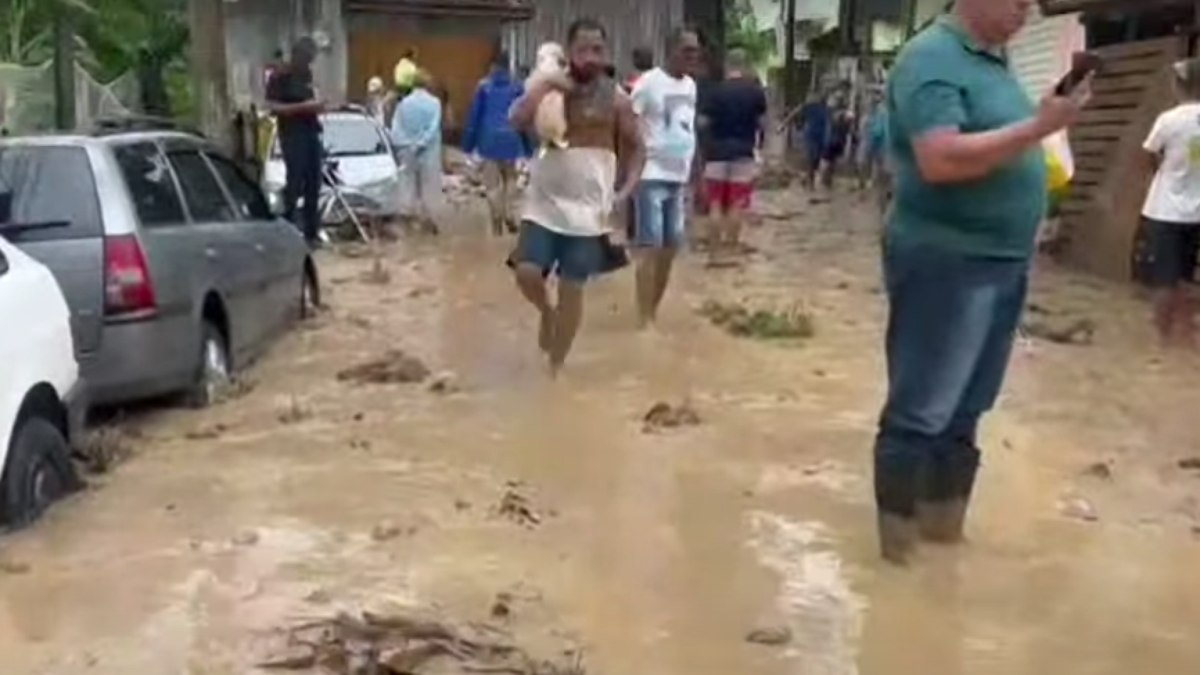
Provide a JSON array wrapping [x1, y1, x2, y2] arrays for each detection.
[[508, 18, 645, 375]]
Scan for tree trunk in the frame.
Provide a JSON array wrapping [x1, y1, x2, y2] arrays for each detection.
[[188, 0, 231, 149], [53, 12, 75, 130]]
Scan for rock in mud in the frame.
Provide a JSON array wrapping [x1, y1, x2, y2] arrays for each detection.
[[1082, 461, 1113, 480], [746, 625, 793, 646], [303, 587, 332, 605], [337, 351, 432, 386], [1059, 496, 1099, 522], [1178, 457, 1200, 471], [491, 591, 514, 618], [643, 401, 702, 432]]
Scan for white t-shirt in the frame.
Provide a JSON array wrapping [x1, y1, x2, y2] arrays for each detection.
[[631, 68, 697, 184], [1142, 102, 1200, 223]]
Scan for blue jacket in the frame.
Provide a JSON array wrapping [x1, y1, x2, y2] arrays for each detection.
[[462, 70, 530, 162]]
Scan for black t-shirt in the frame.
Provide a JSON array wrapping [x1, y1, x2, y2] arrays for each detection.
[[701, 76, 767, 162], [266, 66, 321, 139]]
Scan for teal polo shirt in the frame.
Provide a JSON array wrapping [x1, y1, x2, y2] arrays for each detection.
[[886, 16, 1047, 259]]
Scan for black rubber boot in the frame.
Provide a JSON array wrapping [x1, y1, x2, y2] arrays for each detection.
[[874, 439, 921, 565], [916, 442, 981, 543]]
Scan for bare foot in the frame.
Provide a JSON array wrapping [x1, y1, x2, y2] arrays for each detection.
[[538, 308, 557, 353]]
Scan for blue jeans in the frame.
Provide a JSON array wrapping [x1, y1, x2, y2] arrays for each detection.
[[633, 180, 686, 249], [874, 237, 1029, 516], [513, 221, 605, 282]]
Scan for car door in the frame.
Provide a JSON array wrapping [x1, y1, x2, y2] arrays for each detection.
[[160, 138, 267, 364], [203, 151, 303, 337]]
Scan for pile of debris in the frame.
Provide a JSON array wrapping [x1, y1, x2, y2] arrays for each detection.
[[642, 400, 702, 433], [698, 300, 816, 341], [337, 351, 432, 385], [258, 610, 585, 674]]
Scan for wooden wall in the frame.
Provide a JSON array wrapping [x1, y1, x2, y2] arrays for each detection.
[[501, 0, 686, 74], [1059, 36, 1186, 279]]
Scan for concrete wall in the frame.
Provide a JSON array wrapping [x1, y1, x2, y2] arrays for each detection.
[[224, 0, 348, 108]]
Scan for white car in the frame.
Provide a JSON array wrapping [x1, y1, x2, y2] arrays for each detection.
[[262, 109, 402, 221], [0, 234, 85, 529]]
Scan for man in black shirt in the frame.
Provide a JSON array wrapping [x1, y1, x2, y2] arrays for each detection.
[[267, 37, 326, 245], [699, 48, 767, 259]]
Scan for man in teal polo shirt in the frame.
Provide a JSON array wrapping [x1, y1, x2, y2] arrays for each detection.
[[874, 0, 1090, 564]]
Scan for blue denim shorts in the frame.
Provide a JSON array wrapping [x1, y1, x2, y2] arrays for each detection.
[[633, 180, 687, 249], [512, 221, 605, 282]]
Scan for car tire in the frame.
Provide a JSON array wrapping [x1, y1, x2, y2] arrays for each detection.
[[186, 321, 231, 408], [300, 263, 321, 320], [1, 416, 79, 529]]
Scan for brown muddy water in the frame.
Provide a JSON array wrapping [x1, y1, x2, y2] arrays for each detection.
[[2, 189, 1200, 675]]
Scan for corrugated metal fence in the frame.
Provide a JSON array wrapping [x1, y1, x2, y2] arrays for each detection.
[[502, 0, 686, 74]]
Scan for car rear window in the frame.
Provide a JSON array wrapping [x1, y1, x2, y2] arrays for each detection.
[[113, 142, 187, 227], [0, 146, 103, 242]]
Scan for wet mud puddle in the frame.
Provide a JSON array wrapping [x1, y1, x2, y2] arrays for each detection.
[[2, 191, 1200, 675]]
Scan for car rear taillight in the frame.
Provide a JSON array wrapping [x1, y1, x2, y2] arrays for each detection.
[[103, 234, 157, 319]]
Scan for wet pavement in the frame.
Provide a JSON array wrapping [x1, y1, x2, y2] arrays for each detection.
[[2, 187, 1200, 674]]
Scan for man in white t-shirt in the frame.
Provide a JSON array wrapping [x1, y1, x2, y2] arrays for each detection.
[[1139, 58, 1200, 346], [630, 27, 702, 329]]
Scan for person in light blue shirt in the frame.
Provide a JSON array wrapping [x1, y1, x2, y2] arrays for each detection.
[[391, 71, 443, 233]]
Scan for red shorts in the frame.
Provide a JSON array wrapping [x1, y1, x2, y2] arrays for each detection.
[[703, 160, 757, 211]]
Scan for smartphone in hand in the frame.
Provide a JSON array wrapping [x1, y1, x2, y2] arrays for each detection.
[[1055, 52, 1103, 96]]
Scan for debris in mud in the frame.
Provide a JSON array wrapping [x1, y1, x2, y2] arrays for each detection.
[[184, 423, 227, 441], [1059, 495, 1099, 522], [347, 314, 373, 330], [361, 257, 392, 285], [304, 588, 333, 605], [0, 558, 31, 575], [455, 499, 472, 511], [277, 396, 314, 425], [1081, 461, 1114, 480], [497, 483, 542, 528], [74, 426, 134, 475], [338, 351, 432, 386], [233, 529, 261, 546], [745, 625, 793, 646], [698, 300, 815, 341], [336, 243, 371, 259], [642, 400, 702, 432], [428, 371, 462, 395], [1021, 318, 1096, 346], [408, 285, 436, 299], [258, 610, 584, 674], [491, 592, 514, 619], [371, 520, 405, 542], [216, 377, 257, 404], [1178, 457, 1200, 471], [350, 438, 372, 451], [756, 164, 797, 191]]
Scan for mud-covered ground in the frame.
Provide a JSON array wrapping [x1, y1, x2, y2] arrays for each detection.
[[2, 185, 1199, 675]]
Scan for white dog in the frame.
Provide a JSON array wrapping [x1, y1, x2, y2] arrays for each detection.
[[527, 42, 568, 149]]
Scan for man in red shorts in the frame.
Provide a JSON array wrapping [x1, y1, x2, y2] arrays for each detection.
[[700, 48, 767, 261]]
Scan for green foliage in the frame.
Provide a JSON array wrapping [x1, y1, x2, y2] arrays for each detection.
[[699, 299, 816, 341], [725, 0, 777, 68]]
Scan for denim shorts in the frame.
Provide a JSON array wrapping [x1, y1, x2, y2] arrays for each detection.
[[1134, 217, 1200, 288], [633, 180, 687, 249], [512, 221, 605, 282]]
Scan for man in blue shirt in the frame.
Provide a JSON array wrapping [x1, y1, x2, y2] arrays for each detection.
[[796, 92, 830, 190], [463, 52, 530, 235], [874, 0, 1089, 564]]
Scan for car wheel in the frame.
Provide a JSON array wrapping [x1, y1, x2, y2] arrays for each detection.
[[0, 416, 78, 529], [300, 263, 321, 320], [187, 321, 231, 408]]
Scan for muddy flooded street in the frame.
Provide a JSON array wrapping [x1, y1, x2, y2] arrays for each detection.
[[3, 187, 1200, 675]]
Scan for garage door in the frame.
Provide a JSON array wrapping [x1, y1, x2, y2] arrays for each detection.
[[348, 28, 496, 135]]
